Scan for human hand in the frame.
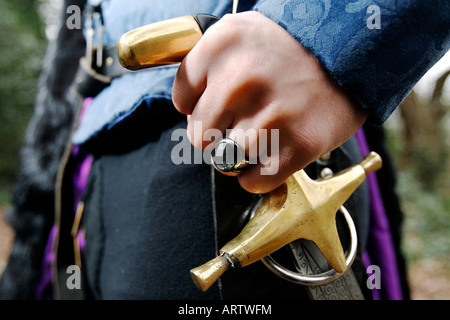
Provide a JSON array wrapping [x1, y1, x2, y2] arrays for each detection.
[[172, 11, 367, 194]]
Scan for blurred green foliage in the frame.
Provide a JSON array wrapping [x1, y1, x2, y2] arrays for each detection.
[[385, 115, 450, 273], [0, 0, 47, 191]]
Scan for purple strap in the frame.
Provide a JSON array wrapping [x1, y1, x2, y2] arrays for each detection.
[[35, 98, 93, 299], [356, 128, 403, 300], [35, 225, 58, 299]]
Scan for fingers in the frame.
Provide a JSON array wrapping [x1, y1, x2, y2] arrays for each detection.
[[171, 11, 369, 195], [172, 21, 236, 149], [172, 44, 208, 116], [234, 123, 322, 194], [172, 14, 233, 116], [172, 11, 262, 115], [171, 12, 310, 194], [186, 89, 234, 149]]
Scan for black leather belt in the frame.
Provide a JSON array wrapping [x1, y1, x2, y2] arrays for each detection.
[[73, 44, 130, 98]]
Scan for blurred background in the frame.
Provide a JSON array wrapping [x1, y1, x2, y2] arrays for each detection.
[[0, 0, 448, 299]]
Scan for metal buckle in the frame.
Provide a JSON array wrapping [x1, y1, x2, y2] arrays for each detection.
[[84, 4, 104, 69], [261, 205, 357, 286]]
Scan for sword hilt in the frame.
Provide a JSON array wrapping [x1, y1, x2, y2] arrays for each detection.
[[191, 152, 382, 292]]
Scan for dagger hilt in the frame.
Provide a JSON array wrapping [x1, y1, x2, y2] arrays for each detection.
[[190, 152, 382, 291]]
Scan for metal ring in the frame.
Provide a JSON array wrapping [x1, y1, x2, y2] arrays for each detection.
[[260, 205, 358, 286], [211, 138, 248, 176]]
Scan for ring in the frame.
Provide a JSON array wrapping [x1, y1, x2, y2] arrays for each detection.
[[211, 138, 249, 176]]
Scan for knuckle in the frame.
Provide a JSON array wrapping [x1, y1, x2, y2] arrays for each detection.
[[289, 129, 324, 165], [203, 14, 243, 50]]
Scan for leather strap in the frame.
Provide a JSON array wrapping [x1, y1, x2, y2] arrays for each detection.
[[74, 45, 130, 98]]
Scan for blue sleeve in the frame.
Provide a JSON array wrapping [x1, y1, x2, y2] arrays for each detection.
[[252, 0, 450, 124]]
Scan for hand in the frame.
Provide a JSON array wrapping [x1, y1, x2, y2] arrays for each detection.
[[172, 11, 368, 194]]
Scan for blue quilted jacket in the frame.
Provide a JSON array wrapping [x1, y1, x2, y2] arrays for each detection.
[[73, 0, 450, 146]]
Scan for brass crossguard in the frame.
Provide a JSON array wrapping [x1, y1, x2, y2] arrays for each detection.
[[190, 152, 382, 291]]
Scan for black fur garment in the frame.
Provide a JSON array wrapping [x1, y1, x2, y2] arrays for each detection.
[[0, 0, 86, 299]]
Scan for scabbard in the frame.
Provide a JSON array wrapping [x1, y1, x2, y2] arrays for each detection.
[[289, 239, 364, 300]]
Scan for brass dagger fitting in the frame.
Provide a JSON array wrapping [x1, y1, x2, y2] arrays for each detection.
[[190, 151, 382, 291]]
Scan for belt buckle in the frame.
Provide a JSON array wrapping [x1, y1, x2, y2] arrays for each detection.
[[84, 4, 104, 70]]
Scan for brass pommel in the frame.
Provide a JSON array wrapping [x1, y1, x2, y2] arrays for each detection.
[[360, 151, 382, 174], [191, 151, 382, 292], [190, 255, 231, 292], [117, 15, 203, 70]]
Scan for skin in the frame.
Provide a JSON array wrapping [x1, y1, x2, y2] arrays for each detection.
[[172, 11, 368, 194]]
